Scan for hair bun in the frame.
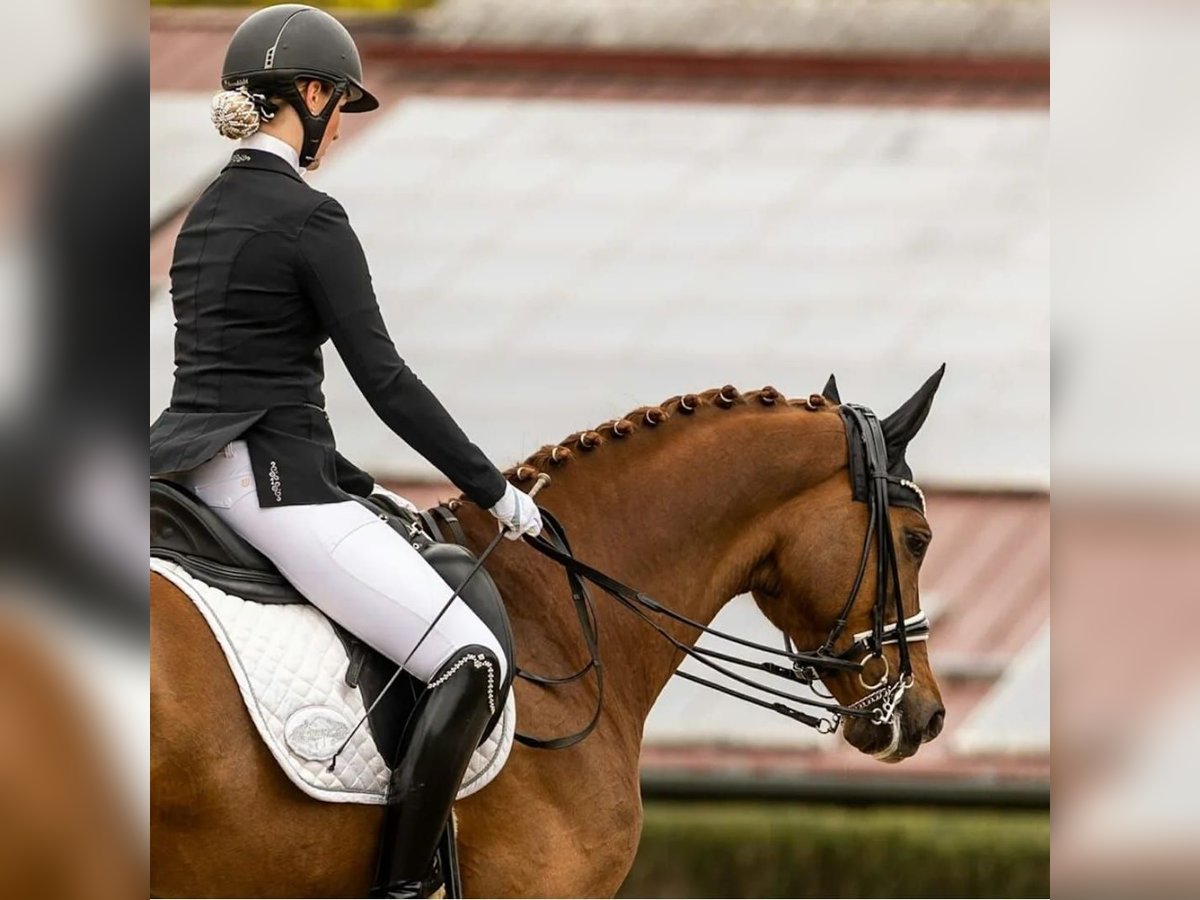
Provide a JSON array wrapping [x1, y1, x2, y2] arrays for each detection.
[[210, 89, 261, 140]]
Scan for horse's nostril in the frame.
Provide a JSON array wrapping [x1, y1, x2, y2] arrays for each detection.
[[924, 707, 945, 741]]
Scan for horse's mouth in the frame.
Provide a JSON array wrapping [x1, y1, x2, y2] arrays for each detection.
[[844, 713, 919, 763]]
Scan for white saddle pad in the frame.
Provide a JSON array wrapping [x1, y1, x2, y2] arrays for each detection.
[[150, 557, 515, 805]]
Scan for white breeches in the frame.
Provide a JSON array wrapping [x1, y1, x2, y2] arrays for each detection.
[[179, 441, 506, 684]]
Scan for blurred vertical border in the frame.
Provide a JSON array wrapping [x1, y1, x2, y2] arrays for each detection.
[[2, 1, 148, 897]]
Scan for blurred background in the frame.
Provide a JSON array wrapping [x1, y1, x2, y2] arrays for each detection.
[[149, 1, 1050, 897]]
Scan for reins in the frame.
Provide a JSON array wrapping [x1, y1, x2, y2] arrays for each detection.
[[508, 513, 605, 750]]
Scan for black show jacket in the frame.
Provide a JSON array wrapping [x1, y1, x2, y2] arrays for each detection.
[[149, 149, 508, 509]]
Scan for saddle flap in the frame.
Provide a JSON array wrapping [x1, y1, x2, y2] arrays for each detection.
[[349, 542, 516, 765]]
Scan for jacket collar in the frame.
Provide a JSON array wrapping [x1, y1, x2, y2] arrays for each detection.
[[239, 131, 302, 174], [222, 148, 305, 183]]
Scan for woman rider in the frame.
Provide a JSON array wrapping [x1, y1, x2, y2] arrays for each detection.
[[148, 5, 541, 897]]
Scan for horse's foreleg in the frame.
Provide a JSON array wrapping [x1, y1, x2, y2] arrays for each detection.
[[455, 743, 643, 899]]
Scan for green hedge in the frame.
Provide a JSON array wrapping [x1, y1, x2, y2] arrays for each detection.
[[618, 802, 1049, 899]]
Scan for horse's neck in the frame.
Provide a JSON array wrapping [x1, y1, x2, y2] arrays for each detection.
[[499, 407, 843, 734]]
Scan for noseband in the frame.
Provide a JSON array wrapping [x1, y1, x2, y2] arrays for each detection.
[[507, 402, 931, 748], [785, 404, 930, 729]]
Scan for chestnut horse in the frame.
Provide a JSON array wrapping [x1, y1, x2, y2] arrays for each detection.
[[151, 378, 946, 898]]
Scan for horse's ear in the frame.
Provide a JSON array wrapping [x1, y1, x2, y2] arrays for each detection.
[[881, 364, 945, 458], [822, 373, 841, 404]]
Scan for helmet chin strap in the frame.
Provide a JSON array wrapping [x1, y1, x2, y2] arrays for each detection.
[[277, 79, 347, 168]]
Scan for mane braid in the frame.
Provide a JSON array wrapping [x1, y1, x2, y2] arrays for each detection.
[[497, 384, 818, 484]]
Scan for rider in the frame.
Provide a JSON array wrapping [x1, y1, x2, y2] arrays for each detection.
[[148, 5, 541, 896]]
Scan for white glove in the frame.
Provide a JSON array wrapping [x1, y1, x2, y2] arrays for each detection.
[[488, 482, 543, 541], [370, 485, 419, 514]]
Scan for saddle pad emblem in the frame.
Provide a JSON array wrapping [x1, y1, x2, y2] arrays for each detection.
[[285, 706, 351, 761]]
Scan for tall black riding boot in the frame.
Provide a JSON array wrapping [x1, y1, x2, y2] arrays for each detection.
[[370, 645, 499, 899]]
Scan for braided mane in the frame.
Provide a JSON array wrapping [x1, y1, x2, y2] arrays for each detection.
[[505, 383, 827, 478], [442, 384, 831, 509]]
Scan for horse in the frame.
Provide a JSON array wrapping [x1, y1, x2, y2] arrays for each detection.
[[151, 373, 947, 898]]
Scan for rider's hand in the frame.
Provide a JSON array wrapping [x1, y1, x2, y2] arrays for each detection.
[[488, 482, 543, 541]]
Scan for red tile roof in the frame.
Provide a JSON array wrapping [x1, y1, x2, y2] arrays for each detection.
[[150, 13, 1046, 283], [149, 11, 1048, 101]]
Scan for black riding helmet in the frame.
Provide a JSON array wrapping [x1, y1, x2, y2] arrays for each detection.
[[221, 3, 379, 167]]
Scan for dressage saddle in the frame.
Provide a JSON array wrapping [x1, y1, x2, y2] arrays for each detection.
[[149, 479, 515, 766]]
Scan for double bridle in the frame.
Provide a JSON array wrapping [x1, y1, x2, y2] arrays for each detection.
[[793, 403, 930, 730], [505, 402, 930, 749]]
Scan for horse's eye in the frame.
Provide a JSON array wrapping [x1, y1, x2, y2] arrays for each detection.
[[905, 531, 930, 558]]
